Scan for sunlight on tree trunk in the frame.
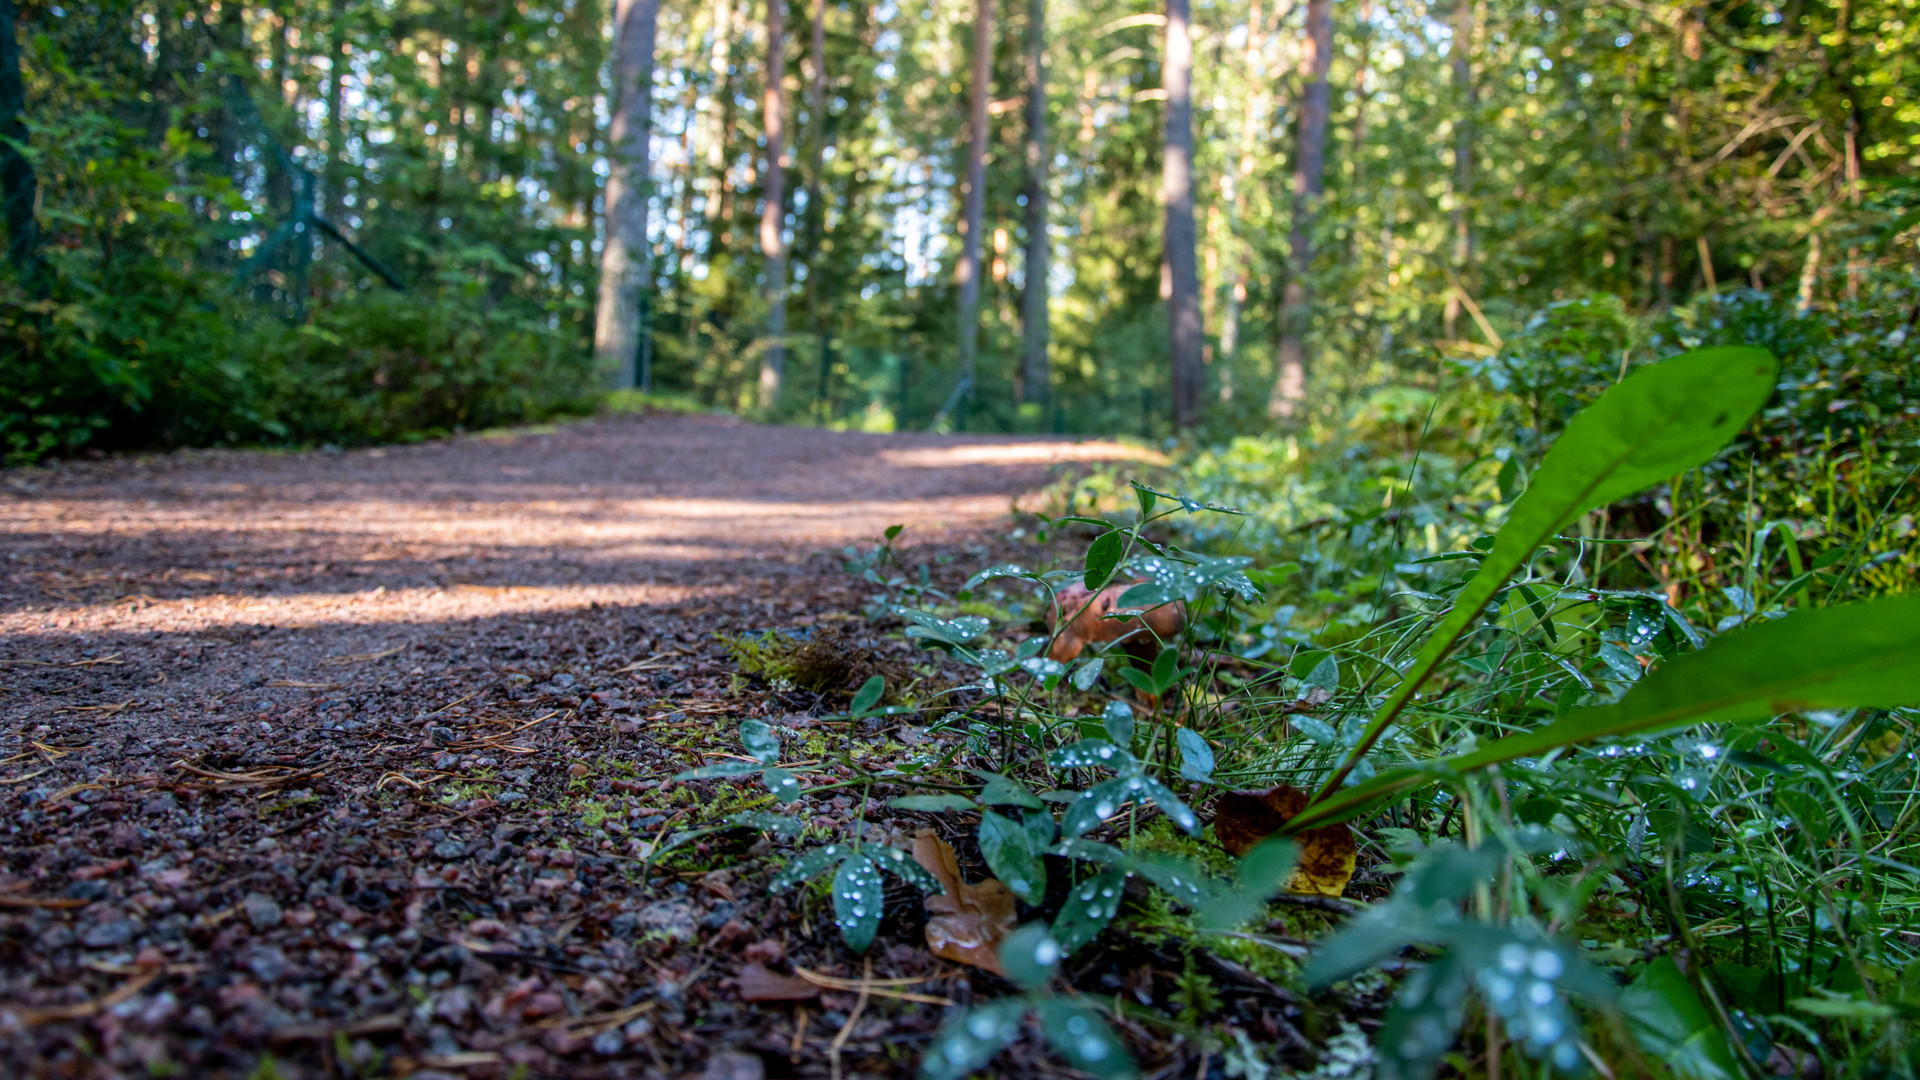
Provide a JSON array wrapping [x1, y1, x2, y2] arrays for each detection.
[[1019, 0, 1050, 412], [1163, 0, 1203, 431], [323, 0, 347, 225], [758, 0, 790, 409], [594, 0, 660, 391], [1269, 0, 1330, 421], [952, 0, 992, 417], [1219, 0, 1271, 388]]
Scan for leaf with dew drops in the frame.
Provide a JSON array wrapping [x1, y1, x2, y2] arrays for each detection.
[[832, 853, 886, 953], [979, 811, 1047, 902], [1052, 870, 1129, 954], [769, 843, 852, 892], [999, 922, 1062, 991], [918, 999, 1029, 1080], [1037, 998, 1138, 1079]]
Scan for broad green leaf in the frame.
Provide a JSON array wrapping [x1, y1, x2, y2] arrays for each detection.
[[1062, 776, 1135, 836], [1072, 657, 1105, 691], [884, 523, 904, 541], [1117, 665, 1158, 694], [1150, 647, 1179, 692], [1134, 483, 1156, 517], [1302, 653, 1340, 694], [1114, 582, 1180, 611], [919, 999, 1029, 1080], [740, 719, 780, 764], [762, 767, 802, 802], [1620, 957, 1741, 1080], [1102, 700, 1134, 747], [832, 854, 886, 952], [890, 794, 979, 812], [973, 769, 1046, 809], [1175, 727, 1214, 783], [673, 761, 764, 781], [1288, 593, 1920, 833], [1136, 776, 1200, 835], [1083, 530, 1124, 590], [1037, 998, 1137, 1079], [1375, 950, 1470, 1080], [1053, 870, 1129, 954], [1319, 346, 1778, 795], [861, 844, 944, 892], [1048, 739, 1137, 772], [1128, 853, 1215, 909], [726, 811, 803, 836], [769, 843, 854, 891], [999, 923, 1062, 991], [850, 675, 886, 717], [963, 563, 1031, 592], [979, 811, 1047, 901]]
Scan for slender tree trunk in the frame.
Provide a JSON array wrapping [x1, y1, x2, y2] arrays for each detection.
[[1442, 0, 1475, 337], [952, 0, 992, 416], [1163, 0, 1203, 429], [1268, 0, 1330, 420], [594, 0, 661, 389], [323, 0, 348, 223], [805, 0, 829, 404], [1219, 0, 1269, 374], [1019, 0, 1050, 409], [756, 0, 789, 409], [0, 0, 41, 289]]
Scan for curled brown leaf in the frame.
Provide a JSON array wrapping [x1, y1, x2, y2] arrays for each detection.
[[911, 830, 1017, 975]]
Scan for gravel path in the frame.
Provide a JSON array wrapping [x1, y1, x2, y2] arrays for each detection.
[[0, 412, 1146, 1079]]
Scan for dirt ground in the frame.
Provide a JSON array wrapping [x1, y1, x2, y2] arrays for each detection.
[[0, 411, 1158, 1080]]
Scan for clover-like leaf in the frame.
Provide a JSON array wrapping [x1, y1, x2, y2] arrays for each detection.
[[762, 767, 802, 802], [1083, 531, 1125, 591], [740, 719, 781, 764], [674, 760, 765, 781], [1052, 870, 1129, 954], [979, 811, 1048, 902], [891, 794, 980, 813], [1175, 727, 1214, 784], [769, 843, 855, 891], [1048, 739, 1138, 773], [919, 999, 1029, 1080], [1072, 657, 1105, 691], [1062, 775, 1136, 837], [861, 843, 944, 892], [832, 854, 886, 953], [972, 770, 1047, 809], [1037, 998, 1138, 1079], [727, 811, 804, 837], [1000, 922, 1063, 991], [1103, 700, 1135, 748]]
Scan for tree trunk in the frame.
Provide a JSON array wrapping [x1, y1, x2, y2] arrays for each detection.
[[324, 0, 348, 223], [593, 0, 661, 390], [1219, 0, 1270, 374], [1442, 0, 1475, 337], [805, 0, 830, 404], [0, 0, 41, 288], [951, 0, 993, 419], [756, 0, 789, 409], [1164, 0, 1203, 430], [1019, 0, 1050, 409], [1268, 0, 1330, 420]]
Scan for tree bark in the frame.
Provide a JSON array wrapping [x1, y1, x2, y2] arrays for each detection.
[[756, 0, 789, 409], [1442, 0, 1475, 337], [0, 0, 41, 288], [805, 0, 830, 404], [952, 0, 993, 416], [1019, 0, 1050, 409], [1268, 0, 1330, 420], [1164, 0, 1203, 430], [1219, 0, 1270, 372], [593, 0, 661, 390], [323, 0, 348, 223]]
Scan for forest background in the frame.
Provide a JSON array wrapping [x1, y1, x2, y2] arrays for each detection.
[[2, 0, 1917, 461]]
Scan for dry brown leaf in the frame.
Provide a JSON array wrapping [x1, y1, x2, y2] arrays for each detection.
[[1211, 784, 1357, 899], [911, 830, 1017, 975], [737, 962, 821, 1002]]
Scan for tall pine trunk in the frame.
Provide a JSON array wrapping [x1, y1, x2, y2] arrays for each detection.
[[1443, 0, 1475, 336], [805, 0, 830, 404], [1268, 0, 1330, 420], [593, 0, 660, 389], [323, 0, 348, 223], [0, 0, 41, 289], [951, 0, 992, 420], [756, 0, 789, 409], [1019, 0, 1049, 410], [1163, 0, 1202, 429], [1219, 0, 1270, 374]]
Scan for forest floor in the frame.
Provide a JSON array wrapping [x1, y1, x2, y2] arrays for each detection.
[[0, 411, 1156, 1080]]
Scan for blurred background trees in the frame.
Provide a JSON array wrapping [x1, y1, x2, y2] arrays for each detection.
[[1, 0, 1917, 460]]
